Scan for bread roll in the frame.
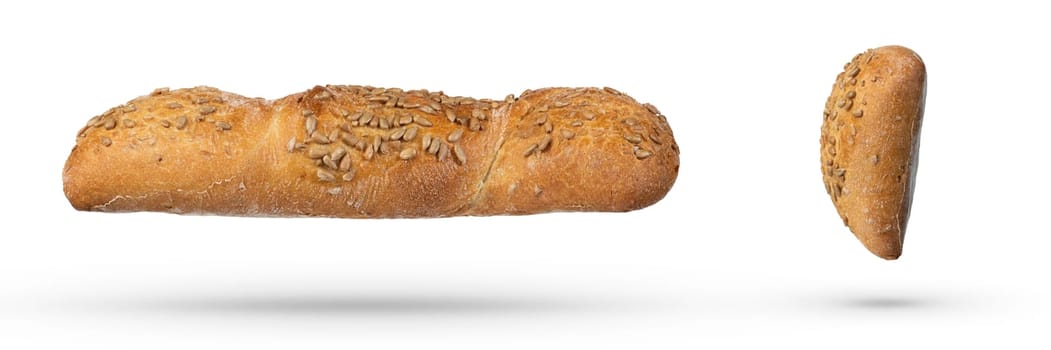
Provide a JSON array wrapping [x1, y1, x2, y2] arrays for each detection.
[[820, 46, 926, 259], [63, 85, 679, 218]]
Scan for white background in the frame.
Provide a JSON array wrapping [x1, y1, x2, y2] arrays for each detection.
[[1, 0, 1048, 348]]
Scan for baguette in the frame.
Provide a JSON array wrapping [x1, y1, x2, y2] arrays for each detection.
[[63, 85, 679, 218], [820, 46, 926, 259]]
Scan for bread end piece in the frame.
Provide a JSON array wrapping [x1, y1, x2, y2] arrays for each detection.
[[821, 46, 926, 260], [470, 87, 680, 215]]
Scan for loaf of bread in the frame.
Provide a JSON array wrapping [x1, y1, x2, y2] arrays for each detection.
[[820, 46, 926, 259], [63, 85, 679, 218]]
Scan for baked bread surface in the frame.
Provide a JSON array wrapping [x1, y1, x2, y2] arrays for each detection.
[[820, 46, 926, 259], [64, 85, 679, 218]]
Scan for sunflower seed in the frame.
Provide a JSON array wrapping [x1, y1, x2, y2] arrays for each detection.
[[560, 129, 575, 139], [87, 115, 104, 128], [167, 102, 183, 109], [453, 144, 466, 165], [472, 109, 484, 120], [624, 134, 643, 144], [843, 99, 853, 110], [523, 143, 539, 157], [348, 111, 362, 121], [634, 149, 652, 159], [419, 105, 437, 114], [571, 120, 583, 127], [216, 121, 232, 131], [123, 119, 136, 128], [199, 105, 217, 115], [535, 114, 547, 125], [341, 133, 359, 147], [836, 99, 846, 108], [317, 169, 335, 182], [368, 116, 379, 128], [308, 134, 331, 144], [847, 67, 861, 77], [175, 115, 188, 129], [360, 112, 374, 125], [123, 104, 137, 113], [505, 94, 515, 103], [603, 87, 623, 95], [372, 135, 382, 153], [287, 138, 297, 152], [853, 109, 864, 118], [330, 147, 347, 162], [422, 134, 433, 150], [583, 112, 595, 120], [322, 155, 338, 169], [307, 146, 328, 159], [544, 122, 553, 133], [379, 116, 391, 129], [398, 126, 415, 141], [398, 115, 413, 125], [339, 153, 352, 171], [469, 117, 480, 131], [314, 90, 332, 100], [385, 96, 399, 108], [623, 118, 638, 126], [364, 146, 375, 160], [400, 147, 417, 160], [538, 134, 552, 152], [846, 91, 856, 99], [448, 129, 464, 142], [648, 133, 662, 144], [306, 116, 317, 135], [414, 116, 432, 127], [553, 101, 570, 108], [100, 137, 112, 147], [426, 137, 440, 154], [390, 127, 406, 141], [342, 170, 356, 182], [438, 141, 449, 162]]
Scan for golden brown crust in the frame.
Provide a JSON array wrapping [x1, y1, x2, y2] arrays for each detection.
[[63, 85, 679, 218], [472, 87, 679, 215], [820, 46, 926, 259]]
